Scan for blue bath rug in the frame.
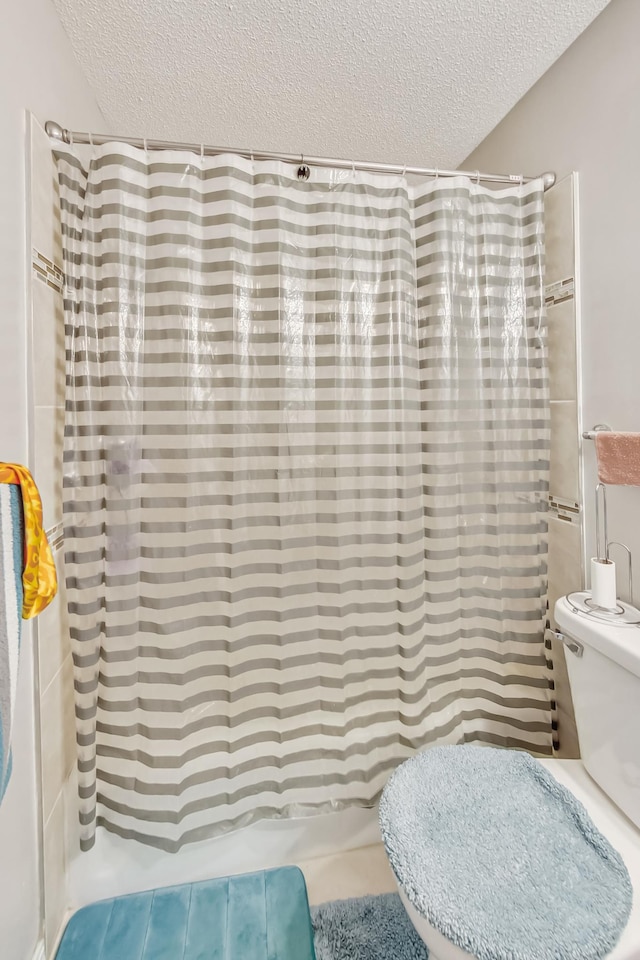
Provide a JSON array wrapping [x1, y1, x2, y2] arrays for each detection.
[[54, 866, 316, 960], [311, 893, 428, 960], [380, 745, 633, 960]]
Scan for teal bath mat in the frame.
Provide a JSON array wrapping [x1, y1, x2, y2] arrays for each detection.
[[312, 893, 427, 960], [55, 866, 316, 960]]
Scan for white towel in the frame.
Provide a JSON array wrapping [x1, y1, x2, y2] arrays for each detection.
[[0, 484, 23, 800]]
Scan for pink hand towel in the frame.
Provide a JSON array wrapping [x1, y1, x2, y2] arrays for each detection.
[[594, 432, 640, 485]]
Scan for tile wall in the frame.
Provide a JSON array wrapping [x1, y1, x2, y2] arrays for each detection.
[[544, 173, 583, 759], [28, 115, 75, 956]]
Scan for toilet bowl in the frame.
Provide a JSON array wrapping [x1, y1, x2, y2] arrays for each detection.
[[381, 597, 640, 960]]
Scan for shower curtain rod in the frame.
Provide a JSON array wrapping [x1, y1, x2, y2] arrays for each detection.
[[44, 120, 556, 190]]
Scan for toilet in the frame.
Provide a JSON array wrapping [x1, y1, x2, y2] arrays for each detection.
[[381, 596, 640, 960]]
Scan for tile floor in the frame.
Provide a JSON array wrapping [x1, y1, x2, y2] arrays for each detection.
[[298, 843, 397, 905], [50, 843, 397, 957]]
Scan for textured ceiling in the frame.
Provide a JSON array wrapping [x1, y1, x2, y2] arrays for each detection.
[[52, 0, 610, 169]]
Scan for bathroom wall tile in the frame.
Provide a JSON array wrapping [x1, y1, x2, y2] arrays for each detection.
[[556, 706, 580, 760], [549, 401, 580, 503], [43, 792, 68, 955], [33, 405, 64, 532], [62, 766, 81, 882], [544, 175, 574, 287], [547, 299, 577, 402], [547, 514, 582, 758], [548, 636, 579, 757], [547, 515, 583, 609], [37, 550, 70, 693], [30, 115, 63, 268], [32, 278, 65, 408], [550, 635, 571, 704], [544, 170, 580, 760], [40, 654, 76, 823]]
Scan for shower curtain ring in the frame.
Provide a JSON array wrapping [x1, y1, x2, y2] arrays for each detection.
[[434, 167, 439, 181], [297, 154, 310, 181], [401, 163, 407, 178], [475, 170, 480, 184], [200, 143, 205, 161]]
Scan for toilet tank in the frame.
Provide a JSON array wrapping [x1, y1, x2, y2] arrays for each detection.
[[555, 597, 640, 831]]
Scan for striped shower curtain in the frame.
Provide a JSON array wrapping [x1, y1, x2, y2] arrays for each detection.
[[57, 145, 551, 852]]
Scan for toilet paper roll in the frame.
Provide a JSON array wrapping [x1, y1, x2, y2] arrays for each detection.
[[590, 557, 617, 609]]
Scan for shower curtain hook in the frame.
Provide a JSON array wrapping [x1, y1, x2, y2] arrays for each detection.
[[297, 154, 310, 181], [434, 167, 439, 181], [401, 163, 407, 178], [200, 143, 205, 161], [475, 170, 480, 184], [68, 130, 74, 148]]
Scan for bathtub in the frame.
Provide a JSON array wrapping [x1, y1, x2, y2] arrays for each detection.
[[64, 769, 381, 908]]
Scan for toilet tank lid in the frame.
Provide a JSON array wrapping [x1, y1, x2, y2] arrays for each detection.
[[555, 596, 640, 681]]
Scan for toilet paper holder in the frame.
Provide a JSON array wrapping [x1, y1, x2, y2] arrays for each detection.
[[593, 481, 634, 605], [566, 482, 640, 624]]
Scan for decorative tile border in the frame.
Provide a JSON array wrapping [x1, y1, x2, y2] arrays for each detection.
[[32, 249, 64, 294], [46, 521, 64, 554], [548, 494, 581, 524], [545, 277, 574, 306]]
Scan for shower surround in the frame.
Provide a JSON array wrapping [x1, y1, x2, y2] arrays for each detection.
[[56, 142, 551, 853], [26, 110, 555, 944]]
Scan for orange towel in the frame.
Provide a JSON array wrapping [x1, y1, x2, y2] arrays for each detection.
[[0, 463, 57, 618], [594, 432, 640, 486]]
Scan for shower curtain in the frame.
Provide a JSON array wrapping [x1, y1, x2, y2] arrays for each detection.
[[57, 145, 551, 852]]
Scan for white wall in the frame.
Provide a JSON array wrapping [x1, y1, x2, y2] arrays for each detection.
[[464, 0, 640, 602], [0, 4, 103, 958]]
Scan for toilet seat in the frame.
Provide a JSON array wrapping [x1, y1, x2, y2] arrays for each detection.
[[379, 747, 636, 960], [398, 759, 640, 960]]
